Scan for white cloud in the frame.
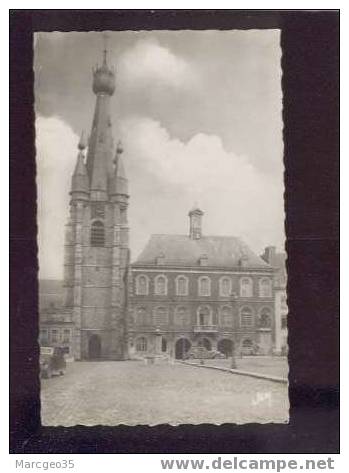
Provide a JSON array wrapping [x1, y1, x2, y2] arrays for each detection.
[[120, 117, 285, 260], [36, 114, 285, 279], [118, 38, 196, 89], [36, 115, 79, 279]]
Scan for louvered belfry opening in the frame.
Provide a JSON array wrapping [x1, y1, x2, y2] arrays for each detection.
[[90, 220, 105, 247]]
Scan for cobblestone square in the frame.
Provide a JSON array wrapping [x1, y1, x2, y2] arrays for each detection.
[[41, 360, 289, 426]]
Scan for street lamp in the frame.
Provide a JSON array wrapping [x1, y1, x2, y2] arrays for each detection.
[[155, 326, 161, 356]]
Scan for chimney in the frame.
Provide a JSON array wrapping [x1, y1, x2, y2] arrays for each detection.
[[263, 246, 276, 265], [188, 206, 204, 240]]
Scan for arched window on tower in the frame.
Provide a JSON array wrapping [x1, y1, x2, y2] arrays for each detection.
[[90, 220, 105, 247]]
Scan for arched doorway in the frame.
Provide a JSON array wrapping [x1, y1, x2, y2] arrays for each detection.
[[175, 338, 191, 359], [198, 337, 212, 351], [218, 338, 234, 357], [88, 334, 102, 359]]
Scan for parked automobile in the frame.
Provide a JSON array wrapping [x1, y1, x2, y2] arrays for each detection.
[[241, 343, 260, 356], [209, 349, 226, 359], [40, 346, 67, 378], [184, 347, 225, 360]]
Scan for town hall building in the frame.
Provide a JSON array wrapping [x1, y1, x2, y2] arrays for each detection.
[[128, 208, 276, 360]]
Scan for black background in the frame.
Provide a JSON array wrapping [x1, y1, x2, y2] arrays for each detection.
[[10, 10, 339, 453]]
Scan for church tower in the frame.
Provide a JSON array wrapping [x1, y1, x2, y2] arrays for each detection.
[[63, 46, 129, 360]]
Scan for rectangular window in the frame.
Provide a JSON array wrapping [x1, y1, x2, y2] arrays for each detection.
[[63, 329, 71, 343], [50, 329, 59, 343]]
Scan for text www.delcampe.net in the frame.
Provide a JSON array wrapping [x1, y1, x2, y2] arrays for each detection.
[[160, 457, 335, 472]]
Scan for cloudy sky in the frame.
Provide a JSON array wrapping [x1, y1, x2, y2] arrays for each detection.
[[34, 30, 284, 280]]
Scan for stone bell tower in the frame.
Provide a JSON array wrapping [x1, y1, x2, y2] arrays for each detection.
[[63, 45, 130, 360]]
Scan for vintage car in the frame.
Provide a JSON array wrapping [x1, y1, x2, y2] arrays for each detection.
[[40, 346, 67, 378], [184, 346, 225, 360]]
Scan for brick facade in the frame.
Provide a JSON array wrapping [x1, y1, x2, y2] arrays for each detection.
[[128, 266, 275, 359], [127, 210, 277, 359]]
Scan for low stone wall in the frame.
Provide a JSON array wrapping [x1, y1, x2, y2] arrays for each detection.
[[178, 360, 288, 384]]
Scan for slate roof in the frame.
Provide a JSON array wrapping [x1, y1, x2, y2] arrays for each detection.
[[133, 234, 271, 269], [85, 95, 115, 192]]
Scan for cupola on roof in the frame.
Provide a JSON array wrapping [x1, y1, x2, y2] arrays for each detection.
[[188, 204, 204, 216]]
